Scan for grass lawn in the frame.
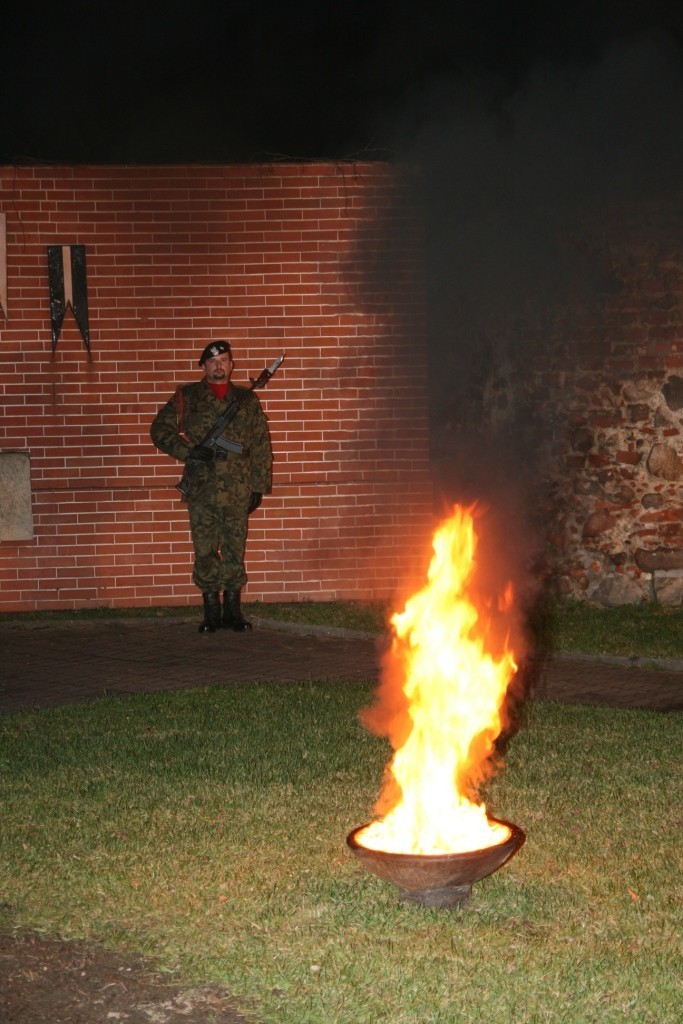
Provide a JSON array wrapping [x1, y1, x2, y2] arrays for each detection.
[[1, 682, 681, 1023]]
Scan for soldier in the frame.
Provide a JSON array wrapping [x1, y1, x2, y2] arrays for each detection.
[[151, 341, 273, 633]]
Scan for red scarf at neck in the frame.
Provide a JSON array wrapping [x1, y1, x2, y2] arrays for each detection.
[[208, 381, 229, 401]]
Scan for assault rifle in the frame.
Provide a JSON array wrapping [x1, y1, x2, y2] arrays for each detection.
[[175, 352, 284, 500]]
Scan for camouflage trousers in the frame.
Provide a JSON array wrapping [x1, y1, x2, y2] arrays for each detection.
[[188, 500, 249, 593]]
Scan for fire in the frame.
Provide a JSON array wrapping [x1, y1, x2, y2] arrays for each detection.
[[357, 505, 518, 855]]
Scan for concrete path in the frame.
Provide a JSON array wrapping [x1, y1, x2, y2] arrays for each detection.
[[1, 616, 681, 714]]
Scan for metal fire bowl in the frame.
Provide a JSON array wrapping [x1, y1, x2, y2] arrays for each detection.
[[346, 817, 525, 909]]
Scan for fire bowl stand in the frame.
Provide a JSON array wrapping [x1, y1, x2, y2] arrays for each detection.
[[346, 818, 525, 910]]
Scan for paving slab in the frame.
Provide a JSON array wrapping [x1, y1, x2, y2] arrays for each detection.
[[0, 616, 681, 714]]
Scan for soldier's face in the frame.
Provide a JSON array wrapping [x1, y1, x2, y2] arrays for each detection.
[[204, 352, 233, 383]]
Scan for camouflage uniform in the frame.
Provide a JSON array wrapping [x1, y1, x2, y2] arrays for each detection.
[[150, 379, 272, 593]]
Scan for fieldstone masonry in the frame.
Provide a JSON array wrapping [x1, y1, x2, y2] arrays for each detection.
[[434, 199, 683, 606], [558, 372, 683, 605], [506, 219, 683, 605]]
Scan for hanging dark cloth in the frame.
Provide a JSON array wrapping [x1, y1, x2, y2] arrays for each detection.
[[47, 244, 91, 352]]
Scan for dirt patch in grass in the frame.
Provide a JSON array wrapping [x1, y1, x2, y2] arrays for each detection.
[[0, 932, 255, 1024]]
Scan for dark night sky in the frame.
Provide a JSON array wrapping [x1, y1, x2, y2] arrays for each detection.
[[3, 1, 683, 164]]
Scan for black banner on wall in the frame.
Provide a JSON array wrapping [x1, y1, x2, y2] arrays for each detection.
[[47, 244, 91, 353]]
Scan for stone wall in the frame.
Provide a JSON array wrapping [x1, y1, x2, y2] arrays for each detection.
[[548, 370, 683, 606], [432, 196, 683, 606], [538, 209, 683, 605]]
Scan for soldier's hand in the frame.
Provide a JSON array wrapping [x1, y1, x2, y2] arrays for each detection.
[[187, 444, 214, 464], [247, 492, 263, 514]]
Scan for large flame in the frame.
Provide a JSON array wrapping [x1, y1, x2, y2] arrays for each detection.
[[358, 505, 519, 855]]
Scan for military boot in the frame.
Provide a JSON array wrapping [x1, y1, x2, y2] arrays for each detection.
[[222, 589, 252, 631], [198, 591, 221, 634]]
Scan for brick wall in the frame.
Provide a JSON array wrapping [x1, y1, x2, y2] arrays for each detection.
[[0, 163, 434, 612]]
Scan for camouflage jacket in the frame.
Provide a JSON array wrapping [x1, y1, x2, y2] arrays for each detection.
[[150, 380, 272, 505]]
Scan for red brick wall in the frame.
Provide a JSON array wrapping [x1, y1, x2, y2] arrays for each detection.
[[0, 163, 434, 612]]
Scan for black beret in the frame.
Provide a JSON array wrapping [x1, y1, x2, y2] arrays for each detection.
[[198, 340, 232, 366]]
